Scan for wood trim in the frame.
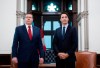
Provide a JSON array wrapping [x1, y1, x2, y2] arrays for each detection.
[[0, 54, 11, 65], [0, 65, 11, 67], [97, 54, 100, 65], [0, 54, 100, 68], [27, 0, 32, 12], [39, 63, 56, 68]]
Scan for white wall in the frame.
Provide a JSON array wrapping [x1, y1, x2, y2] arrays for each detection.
[[88, 0, 100, 54], [0, 0, 16, 54], [78, 0, 100, 53], [16, 0, 27, 26]]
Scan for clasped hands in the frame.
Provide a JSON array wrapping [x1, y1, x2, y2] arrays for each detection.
[[58, 53, 69, 59]]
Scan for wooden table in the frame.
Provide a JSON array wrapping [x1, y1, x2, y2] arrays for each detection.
[[39, 63, 56, 68]]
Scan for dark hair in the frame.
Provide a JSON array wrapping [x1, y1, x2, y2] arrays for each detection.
[[26, 11, 33, 18], [60, 11, 69, 19]]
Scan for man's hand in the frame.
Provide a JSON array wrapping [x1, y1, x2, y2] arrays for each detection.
[[12, 57, 18, 64], [39, 58, 44, 64], [58, 53, 69, 59]]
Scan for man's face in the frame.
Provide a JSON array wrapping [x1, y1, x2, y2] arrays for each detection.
[[25, 14, 33, 25], [60, 14, 69, 25]]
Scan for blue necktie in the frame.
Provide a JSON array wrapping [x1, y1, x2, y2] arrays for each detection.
[[63, 27, 65, 37]]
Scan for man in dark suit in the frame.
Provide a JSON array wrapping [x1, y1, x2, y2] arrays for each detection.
[[53, 12, 78, 68], [12, 12, 44, 68]]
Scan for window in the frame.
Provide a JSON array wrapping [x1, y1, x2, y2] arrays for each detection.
[[44, 21, 51, 30], [31, 1, 40, 11], [47, 3, 59, 12], [69, 22, 72, 26], [43, 18, 61, 49], [43, 0, 61, 12], [44, 36, 51, 49], [53, 21, 60, 30], [32, 4, 36, 10], [68, 3, 72, 10]]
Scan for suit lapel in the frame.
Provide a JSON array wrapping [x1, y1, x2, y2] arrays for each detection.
[[31, 25, 35, 41], [22, 25, 31, 41], [65, 25, 71, 34], [63, 25, 71, 39], [59, 27, 63, 40]]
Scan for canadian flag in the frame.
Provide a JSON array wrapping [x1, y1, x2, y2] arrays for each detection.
[[40, 29, 46, 51]]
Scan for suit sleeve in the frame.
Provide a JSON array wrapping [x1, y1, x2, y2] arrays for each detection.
[[12, 27, 19, 58], [38, 29, 44, 58], [53, 29, 59, 56], [67, 27, 78, 56]]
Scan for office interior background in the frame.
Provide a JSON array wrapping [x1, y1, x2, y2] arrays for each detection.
[[0, 0, 100, 68]]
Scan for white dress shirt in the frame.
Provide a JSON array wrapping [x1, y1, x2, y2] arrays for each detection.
[[25, 24, 33, 35], [62, 24, 68, 33]]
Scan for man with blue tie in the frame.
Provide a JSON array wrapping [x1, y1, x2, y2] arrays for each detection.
[[53, 12, 78, 68], [12, 12, 44, 68]]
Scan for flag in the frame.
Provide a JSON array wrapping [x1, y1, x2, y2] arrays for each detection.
[[40, 29, 46, 51]]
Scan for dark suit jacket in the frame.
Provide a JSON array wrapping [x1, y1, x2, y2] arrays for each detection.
[[12, 25, 44, 63], [53, 25, 78, 62]]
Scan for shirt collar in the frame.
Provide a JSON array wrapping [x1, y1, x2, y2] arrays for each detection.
[[62, 24, 68, 28], [25, 24, 32, 29]]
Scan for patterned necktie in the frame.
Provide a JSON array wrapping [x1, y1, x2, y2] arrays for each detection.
[[28, 26, 32, 40]]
